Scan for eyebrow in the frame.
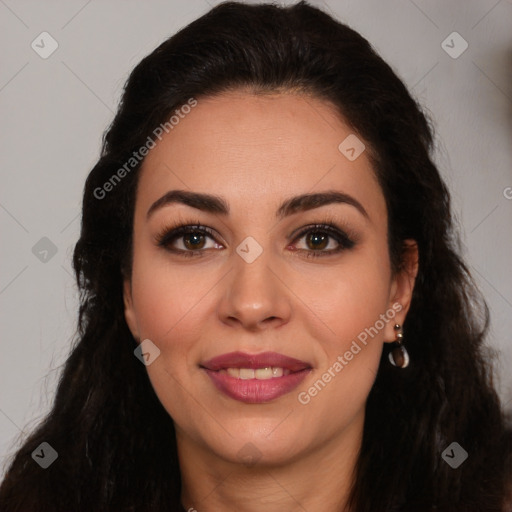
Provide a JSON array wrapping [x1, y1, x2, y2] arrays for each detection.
[[146, 189, 369, 221]]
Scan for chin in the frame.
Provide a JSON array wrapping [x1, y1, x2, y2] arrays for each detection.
[[202, 422, 313, 467]]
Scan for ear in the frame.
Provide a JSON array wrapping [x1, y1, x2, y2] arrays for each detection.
[[384, 239, 419, 343], [123, 278, 140, 343]]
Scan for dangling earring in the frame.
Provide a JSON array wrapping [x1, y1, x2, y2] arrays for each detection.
[[388, 324, 410, 368]]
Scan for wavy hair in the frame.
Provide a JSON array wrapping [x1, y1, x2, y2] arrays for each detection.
[[1, 2, 511, 511]]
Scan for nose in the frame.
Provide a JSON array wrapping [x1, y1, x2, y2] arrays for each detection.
[[217, 246, 292, 331]]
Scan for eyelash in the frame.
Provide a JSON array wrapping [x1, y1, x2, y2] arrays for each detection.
[[154, 216, 357, 259]]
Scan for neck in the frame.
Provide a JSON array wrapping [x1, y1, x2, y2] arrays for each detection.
[[177, 411, 364, 512]]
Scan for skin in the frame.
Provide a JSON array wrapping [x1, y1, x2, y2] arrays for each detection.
[[123, 90, 418, 512]]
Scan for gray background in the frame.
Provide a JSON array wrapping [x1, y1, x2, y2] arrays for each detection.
[[1, 0, 511, 479]]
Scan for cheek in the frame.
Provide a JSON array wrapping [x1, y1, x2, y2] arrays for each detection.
[[129, 243, 220, 343], [128, 256, 218, 424], [295, 247, 392, 349], [291, 249, 392, 410]]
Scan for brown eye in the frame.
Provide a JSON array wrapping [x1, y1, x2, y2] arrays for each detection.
[[292, 224, 356, 258], [304, 231, 330, 251], [182, 233, 207, 250], [156, 224, 222, 255]]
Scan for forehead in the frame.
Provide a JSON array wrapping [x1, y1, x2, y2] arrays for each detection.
[[135, 91, 385, 222]]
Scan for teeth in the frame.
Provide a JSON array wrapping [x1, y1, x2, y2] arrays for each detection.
[[227, 368, 240, 378], [239, 368, 255, 380], [255, 367, 273, 379], [219, 367, 290, 380]]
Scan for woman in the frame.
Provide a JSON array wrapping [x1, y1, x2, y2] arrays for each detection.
[[1, 1, 511, 511]]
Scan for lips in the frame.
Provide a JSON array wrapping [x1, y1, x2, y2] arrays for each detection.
[[200, 351, 312, 404], [201, 351, 311, 372]]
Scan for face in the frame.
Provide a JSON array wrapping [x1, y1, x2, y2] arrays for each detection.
[[123, 90, 417, 467]]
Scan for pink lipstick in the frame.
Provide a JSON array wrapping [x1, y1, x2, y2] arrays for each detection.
[[201, 351, 312, 404]]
